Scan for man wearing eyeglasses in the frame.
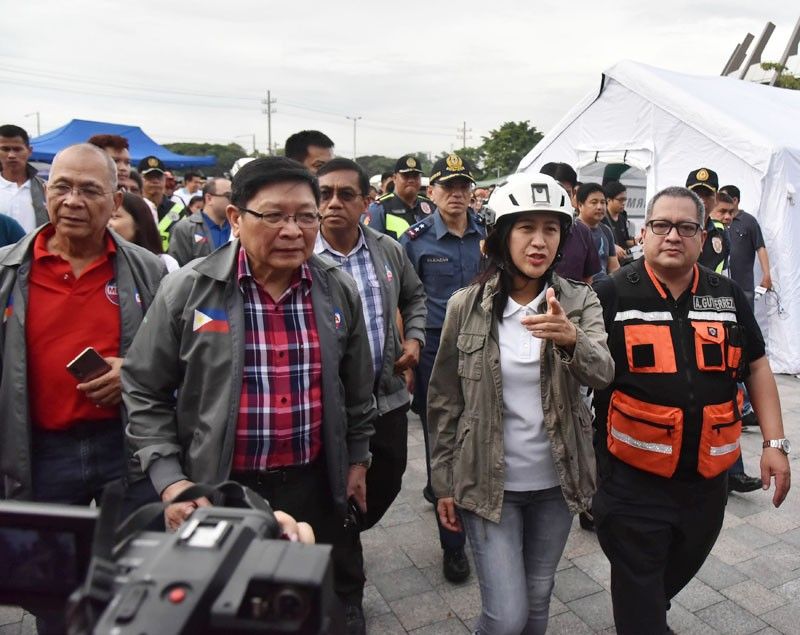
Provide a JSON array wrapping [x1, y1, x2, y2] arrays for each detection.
[[167, 177, 232, 266], [590, 186, 791, 634], [123, 156, 377, 630], [314, 157, 426, 633], [0, 142, 165, 502]]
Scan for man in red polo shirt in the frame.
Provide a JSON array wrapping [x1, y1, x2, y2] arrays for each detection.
[[0, 143, 165, 503]]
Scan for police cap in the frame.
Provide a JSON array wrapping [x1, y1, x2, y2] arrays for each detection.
[[430, 153, 475, 185]]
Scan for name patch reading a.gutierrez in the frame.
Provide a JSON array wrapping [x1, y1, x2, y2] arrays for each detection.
[[692, 296, 734, 311]]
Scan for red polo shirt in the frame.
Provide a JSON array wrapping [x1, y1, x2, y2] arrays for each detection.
[[26, 227, 121, 430]]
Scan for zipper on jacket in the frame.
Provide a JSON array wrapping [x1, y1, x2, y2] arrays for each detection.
[[611, 405, 674, 431]]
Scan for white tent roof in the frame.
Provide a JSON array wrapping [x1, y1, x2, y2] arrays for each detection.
[[518, 60, 800, 373]]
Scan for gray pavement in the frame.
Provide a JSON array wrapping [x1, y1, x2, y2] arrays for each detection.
[[3, 374, 800, 634]]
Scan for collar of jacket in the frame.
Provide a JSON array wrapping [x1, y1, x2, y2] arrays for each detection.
[[192, 238, 340, 282], [478, 270, 565, 314], [0, 224, 130, 267]]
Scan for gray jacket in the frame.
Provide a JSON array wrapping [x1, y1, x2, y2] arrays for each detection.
[[428, 272, 614, 522], [123, 240, 377, 516], [320, 225, 427, 415], [167, 212, 214, 266], [0, 226, 166, 499], [26, 164, 49, 229]]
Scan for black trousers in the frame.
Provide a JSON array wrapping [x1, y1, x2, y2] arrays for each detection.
[[232, 460, 364, 605], [594, 459, 727, 635], [362, 405, 409, 530]]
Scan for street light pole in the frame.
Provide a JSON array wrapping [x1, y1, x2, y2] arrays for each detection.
[[25, 112, 41, 137], [346, 115, 362, 159]]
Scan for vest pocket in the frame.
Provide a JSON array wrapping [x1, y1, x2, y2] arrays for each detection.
[[623, 324, 677, 374], [697, 390, 743, 478], [606, 390, 683, 478], [692, 320, 726, 371]]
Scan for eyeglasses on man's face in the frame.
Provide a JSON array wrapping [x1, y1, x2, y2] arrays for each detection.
[[237, 207, 321, 228], [646, 219, 702, 237], [319, 187, 362, 203], [47, 182, 113, 201]]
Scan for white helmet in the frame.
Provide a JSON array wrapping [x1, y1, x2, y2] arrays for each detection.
[[230, 157, 256, 177], [485, 173, 573, 226]]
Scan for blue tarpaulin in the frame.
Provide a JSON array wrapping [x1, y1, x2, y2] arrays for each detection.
[[29, 119, 216, 169]]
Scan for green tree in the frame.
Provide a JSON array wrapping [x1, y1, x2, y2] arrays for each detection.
[[760, 62, 800, 90], [356, 155, 396, 177], [480, 121, 543, 178], [163, 142, 249, 176]]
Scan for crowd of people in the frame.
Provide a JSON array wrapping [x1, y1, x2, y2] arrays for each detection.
[[0, 121, 792, 635]]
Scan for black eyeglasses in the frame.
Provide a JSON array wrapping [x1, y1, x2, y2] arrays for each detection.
[[237, 207, 321, 228], [646, 220, 702, 237], [320, 187, 361, 203]]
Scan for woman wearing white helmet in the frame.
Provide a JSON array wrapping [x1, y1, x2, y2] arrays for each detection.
[[428, 173, 614, 634]]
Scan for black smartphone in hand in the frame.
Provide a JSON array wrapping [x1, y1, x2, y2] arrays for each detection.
[[66, 347, 112, 382]]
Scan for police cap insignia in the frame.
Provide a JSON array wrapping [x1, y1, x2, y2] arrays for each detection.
[[138, 155, 166, 175], [446, 154, 464, 171], [686, 167, 718, 193], [407, 157, 417, 168], [430, 154, 475, 185], [696, 169, 709, 181], [395, 154, 423, 174]]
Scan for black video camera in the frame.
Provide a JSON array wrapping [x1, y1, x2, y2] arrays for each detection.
[[0, 481, 334, 634]]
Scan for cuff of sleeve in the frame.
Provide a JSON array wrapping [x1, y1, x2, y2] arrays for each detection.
[[405, 327, 426, 347], [347, 438, 371, 464], [148, 457, 188, 497]]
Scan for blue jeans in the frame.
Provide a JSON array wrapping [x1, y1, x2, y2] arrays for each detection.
[[31, 420, 125, 504], [462, 487, 572, 635]]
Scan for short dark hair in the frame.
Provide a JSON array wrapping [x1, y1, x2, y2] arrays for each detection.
[[645, 186, 704, 224], [285, 130, 334, 162], [128, 169, 143, 192], [119, 192, 164, 254], [576, 182, 605, 205], [716, 192, 734, 205], [87, 134, 129, 151], [719, 184, 740, 201], [316, 157, 370, 195], [539, 162, 577, 188], [184, 171, 202, 182], [0, 124, 30, 145], [231, 156, 320, 208], [603, 180, 627, 200]]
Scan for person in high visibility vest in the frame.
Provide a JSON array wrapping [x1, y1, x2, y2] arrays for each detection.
[[137, 155, 187, 251], [591, 185, 791, 634]]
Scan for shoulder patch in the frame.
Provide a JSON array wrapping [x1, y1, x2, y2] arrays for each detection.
[[405, 218, 434, 240]]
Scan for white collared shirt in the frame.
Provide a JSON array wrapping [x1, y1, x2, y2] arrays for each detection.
[[498, 286, 560, 492], [0, 173, 36, 233]]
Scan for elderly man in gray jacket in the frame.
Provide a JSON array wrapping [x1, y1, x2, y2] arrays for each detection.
[[314, 158, 426, 633], [0, 143, 165, 504], [123, 156, 376, 632]]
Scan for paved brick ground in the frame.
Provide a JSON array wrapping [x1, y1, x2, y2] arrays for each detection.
[[3, 374, 799, 634]]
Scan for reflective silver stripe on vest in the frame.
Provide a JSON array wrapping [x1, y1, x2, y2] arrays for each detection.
[[710, 440, 740, 456], [610, 426, 673, 454], [614, 310, 674, 322], [686, 310, 737, 322]]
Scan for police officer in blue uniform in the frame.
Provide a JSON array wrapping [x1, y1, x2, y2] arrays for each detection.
[[366, 154, 435, 240], [401, 153, 485, 583]]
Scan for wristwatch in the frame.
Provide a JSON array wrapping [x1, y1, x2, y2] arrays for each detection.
[[762, 438, 791, 455]]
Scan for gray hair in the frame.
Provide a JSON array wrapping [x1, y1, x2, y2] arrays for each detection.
[[645, 186, 704, 225], [52, 143, 118, 191]]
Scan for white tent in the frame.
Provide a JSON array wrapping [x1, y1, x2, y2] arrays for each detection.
[[518, 60, 800, 374]]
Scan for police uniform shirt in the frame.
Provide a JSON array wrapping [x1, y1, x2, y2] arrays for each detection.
[[698, 216, 730, 273], [729, 210, 766, 297], [366, 193, 434, 239], [400, 210, 486, 330]]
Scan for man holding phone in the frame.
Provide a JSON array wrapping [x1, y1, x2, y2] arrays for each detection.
[[0, 143, 165, 504]]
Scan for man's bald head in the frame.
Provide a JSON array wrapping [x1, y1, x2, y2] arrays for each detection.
[[52, 143, 118, 191]]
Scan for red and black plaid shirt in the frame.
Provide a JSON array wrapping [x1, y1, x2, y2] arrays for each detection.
[[233, 248, 323, 471]]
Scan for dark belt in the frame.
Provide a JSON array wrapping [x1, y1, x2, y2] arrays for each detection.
[[33, 419, 121, 440], [231, 460, 322, 487]]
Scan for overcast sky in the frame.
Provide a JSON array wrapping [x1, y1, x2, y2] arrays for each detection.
[[1, 1, 797, 160]]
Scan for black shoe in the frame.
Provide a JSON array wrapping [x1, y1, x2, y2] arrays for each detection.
[[579, 510, 595, 531], [423, 485, 436, 505], [742, 411, 758, 428], [344, 602, 366, 635], [443, 546, 471, 583], [728, 473, 762, 493]]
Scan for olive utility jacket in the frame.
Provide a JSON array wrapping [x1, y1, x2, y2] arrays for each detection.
[[428, 272, 614, 522]]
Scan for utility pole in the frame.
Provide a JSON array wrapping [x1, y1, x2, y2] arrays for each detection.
[[262, 90, 277, 155], [25, 111, 41, 137], [456, 121, 472, 149], [346, 115, 362, 159], [235, 134, 257, 155]]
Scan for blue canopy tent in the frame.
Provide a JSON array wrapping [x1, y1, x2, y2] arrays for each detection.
[[29, 119, 216, 169]]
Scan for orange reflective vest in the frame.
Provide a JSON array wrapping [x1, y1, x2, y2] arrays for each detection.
[[600, 259, 746, 480]]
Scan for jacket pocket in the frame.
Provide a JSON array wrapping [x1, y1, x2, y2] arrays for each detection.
[[692, 321, 726, 372], [457, 333, 485, 380], [606, 390, 683, 478], [698, 390, 743, 478]]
